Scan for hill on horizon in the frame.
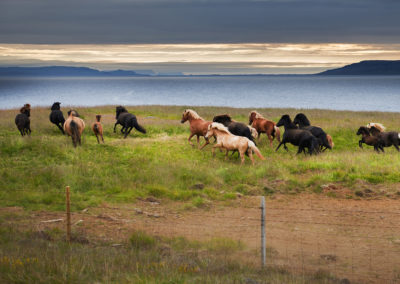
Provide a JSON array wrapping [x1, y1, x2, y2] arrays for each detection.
[[318, 60, 400, 75]]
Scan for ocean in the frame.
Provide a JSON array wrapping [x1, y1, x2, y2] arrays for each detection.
[[1, 75, 399, 112]]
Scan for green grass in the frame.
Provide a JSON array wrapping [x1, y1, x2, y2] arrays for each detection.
[[1, 105, 400, 210]]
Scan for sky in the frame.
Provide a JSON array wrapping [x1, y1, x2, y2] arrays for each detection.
[[1, 0, 399, 74]]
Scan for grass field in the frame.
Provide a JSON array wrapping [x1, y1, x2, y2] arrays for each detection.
[[1, 105, 400, 211], [1, 105, 400, 283]]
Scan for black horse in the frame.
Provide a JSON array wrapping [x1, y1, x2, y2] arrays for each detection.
[[212, 114, 254, 142], [114, 106, 146, 138], [15, 104, 31, 136], [293, 113, 332, 151], [49, 102, 65, 134], [357, 126, 384, 152], [276, 115, 319, 155], [368, 126, 400, 152]]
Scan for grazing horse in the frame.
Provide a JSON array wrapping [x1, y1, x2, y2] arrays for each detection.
[[357, 126, 383, 152], [114, 106, 146, 139], [92, 115, 104, 144], [368, 125, 400, 152], [64, 110, 85, 147], [15, 104, 31, 136], [49, 102, 65, 134], [248, 111, 281, 147], [276, 115, 319, 155], [181, 109, 212, 149], [293, 113, 334, 151], [213, 114, 255, 143], [205, 123, 265, 165]]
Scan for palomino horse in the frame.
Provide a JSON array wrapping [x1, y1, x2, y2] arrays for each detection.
[[92, 115, 104, 144], [181, 109, 212, 149], [64, 110, 85, 147], [248, 111, 280, 147], [205, 122, 265, 165]]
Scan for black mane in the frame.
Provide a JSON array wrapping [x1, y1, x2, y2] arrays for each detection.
[[293, 113, 311, 127]]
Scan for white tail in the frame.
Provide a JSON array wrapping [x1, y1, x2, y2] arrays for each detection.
[[248, 141, 265, 160]]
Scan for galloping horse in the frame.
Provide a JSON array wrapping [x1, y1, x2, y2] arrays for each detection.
[[15, 104, 31, 136], [181, 109, 212, 149], [357, 126, 383, 152], [248, 111, 280, 147], [213, 114, 254, 142], [293, 113, 334, 151], [205, 123, 265, 165], [92, 115, 104, 144], [49, 102, 65, 134], [64, 110, 85, 147], [368, 125, 400, 152], [276, 115, 319, 155], [114, 106, 146, 139]]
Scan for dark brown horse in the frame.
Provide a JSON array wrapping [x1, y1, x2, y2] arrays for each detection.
[[15, 104, 31, 136], [368, 126, 400, 152], [181, 109, 212, 149], [356, 126, 383, 152], [248, 111, 280, 147]]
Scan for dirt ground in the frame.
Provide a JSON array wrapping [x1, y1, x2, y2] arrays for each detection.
[[3, 193, 400, 283]]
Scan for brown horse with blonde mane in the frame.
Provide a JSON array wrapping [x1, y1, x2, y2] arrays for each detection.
[[64, 110, 85, 147], [205, 122, 265, 165], [248, 111, 281, 147], [181, 109, 212, 149]]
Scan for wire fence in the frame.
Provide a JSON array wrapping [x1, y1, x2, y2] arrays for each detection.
[[37, 187, 400, 283]]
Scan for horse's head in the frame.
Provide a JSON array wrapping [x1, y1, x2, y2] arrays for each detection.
[[213, 114, 232, 126], [68, 109, 80, 117], [249, 112, 256, 125], [51, 102, 61, 110], [20, 106, 30, 117], [116, 106, 127, 119], [181, 109, 189, 123], [276, 115, 291, 127], [357, 126, 370, 136], [293, 113, 310, 127], [96, 114, 102, 122], [205, 124, 215, 139]]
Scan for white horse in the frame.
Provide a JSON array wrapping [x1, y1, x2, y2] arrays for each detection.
[[205, 122, 265, 165]]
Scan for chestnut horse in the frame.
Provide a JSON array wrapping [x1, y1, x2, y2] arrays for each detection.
[[205, 123, 265, 165], [181, 109, 212, 149], [64, 110, 85, 147], [248, 111, 280, 147], [92, 114, 104, 144]]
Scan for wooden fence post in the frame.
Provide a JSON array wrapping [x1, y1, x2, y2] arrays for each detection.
[[66, 186, 71, 242], [261, 196, 266, 268]]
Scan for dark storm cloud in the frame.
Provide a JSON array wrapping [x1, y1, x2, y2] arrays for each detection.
[[0, 0, 399, 44]]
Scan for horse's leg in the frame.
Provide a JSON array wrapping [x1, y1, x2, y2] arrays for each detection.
[[267, 133, 273, 148], [57, 123, 65, 134], [196, 135, 200, 148], [275, 142, 283, 152], [283, 143, 289, 151], [101, 134, 104, 143], [124, 127, 133, 138], [248, 148, 255, 165], [358, 140, 363, 148], [188, 133, 195, 147], [240, 150, 245, 165], [225, 149, 229, 160], [199, 137, 210, 150], [96, 134, 100, 144], [113, 122, 119, 133]]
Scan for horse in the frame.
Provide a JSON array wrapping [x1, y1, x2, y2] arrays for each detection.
[[293, 113, 334, 151], [49, 102, 65, 134], [213, 114, 255, 143], [114, 106, 146, 139], [368, 125, 400, 152], [64, 110, 85, 147], [356, 126, 384, 152], [92, 115, 104, 144], [275, 115, 319, 155], [181, 109, 212, 149], [248, 111, 281, 147], [205, 123, 265, 165], [15, 104, 31, 136]]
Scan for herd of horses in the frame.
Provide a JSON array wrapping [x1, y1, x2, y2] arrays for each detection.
[[13, 103, 400, 164]]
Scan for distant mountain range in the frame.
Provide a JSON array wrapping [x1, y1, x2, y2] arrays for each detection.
[[318, 60, 400, 75], [0, 61, 399, 77]]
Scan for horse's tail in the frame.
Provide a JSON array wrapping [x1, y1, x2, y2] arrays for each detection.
[[274, 125, 281, 143], [326, 134, 334, 149], [248, 141, 265, 160], [70, 120, 79, 147], [132, 118, 147, 134]]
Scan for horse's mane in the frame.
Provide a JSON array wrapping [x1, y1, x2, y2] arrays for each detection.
[[210, 122, 232, 134], [51, 102, 61, 110], [247, 125, 258, 138], [367, 122, 385, 132], [184, 109, 202, 120], [68, 109, 80, 117], [250, 111, 264, 120], [117, 106, 128, 113], [358, 126, 370, 134], [294, 113, 311, 126]]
